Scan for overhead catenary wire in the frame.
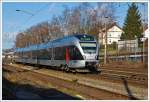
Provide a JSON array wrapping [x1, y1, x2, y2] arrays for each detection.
[[6, 3, 53, 48], [17, 3, 53, 32]]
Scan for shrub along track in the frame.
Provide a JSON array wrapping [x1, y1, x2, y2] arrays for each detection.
[[3, 64, 148, 100]]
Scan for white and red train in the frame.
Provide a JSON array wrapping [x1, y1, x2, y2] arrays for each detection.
[[14, 34, 100, 72]]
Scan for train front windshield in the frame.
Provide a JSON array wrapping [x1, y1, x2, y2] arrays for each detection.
[[80, 42, 97, 54]]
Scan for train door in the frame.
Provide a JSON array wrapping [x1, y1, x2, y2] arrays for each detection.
[[36, 50, 40, 65], [51, 45, 55, 66]]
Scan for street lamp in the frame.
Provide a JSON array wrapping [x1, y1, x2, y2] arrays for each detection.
[[16, 9, 34, 16], [15, 9, 35, 46]]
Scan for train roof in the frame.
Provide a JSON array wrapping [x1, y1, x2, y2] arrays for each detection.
[[15, 34, 96, 52]]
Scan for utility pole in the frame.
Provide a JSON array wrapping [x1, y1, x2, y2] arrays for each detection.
[[104, 16, 108, 64], [143, 39, 145, 63], [142, 3, 146, 63], [141, 37, 146, 63]]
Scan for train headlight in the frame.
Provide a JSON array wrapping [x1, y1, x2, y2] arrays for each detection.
[[95, 55, 99, 60], [95, 55, 97, 59]]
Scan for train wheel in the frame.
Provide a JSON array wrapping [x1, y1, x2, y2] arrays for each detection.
[[60, 65, 63, 71], [89, 67, 99, 74], [64, 65, 70, 72], [61, 65, 65, 72]]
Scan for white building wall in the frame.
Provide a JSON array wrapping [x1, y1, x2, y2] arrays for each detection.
[[103, 26, 123, 44], [144, 29, 149, 38]]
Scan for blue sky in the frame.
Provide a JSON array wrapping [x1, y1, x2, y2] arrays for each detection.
[[2, 2, 148, 49]]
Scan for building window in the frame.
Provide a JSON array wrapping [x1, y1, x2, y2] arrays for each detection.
[[109, 40, 111, 43]]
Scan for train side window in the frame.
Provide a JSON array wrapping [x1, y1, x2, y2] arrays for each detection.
[[16, 52, 19, 58], [40, 49, 49, 59], [23, 52, 27, 58], [15, 52, 20, 58], [48, 48, 52, 59], [37, 50, 42, 59], [59, 47, 64, 60], [53, 47, 66, 60], [32, 50, 38, 59], [54, 47, 62, 60], [26, 51, 32, 58], [19, 52, 21, 58], [54, 47, 57, 60]]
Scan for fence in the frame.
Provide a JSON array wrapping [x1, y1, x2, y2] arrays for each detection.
[[99, 39, 148, 64]]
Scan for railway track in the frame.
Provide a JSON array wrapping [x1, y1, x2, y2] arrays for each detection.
[[2, 64, 128, 100], [100, 69, 147, 83], [7, 63, 148, 85], [3, 63, 148, 100]]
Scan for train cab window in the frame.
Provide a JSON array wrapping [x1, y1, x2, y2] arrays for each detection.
[[75, 35, 95, 41], [80, 42, 97, 54]]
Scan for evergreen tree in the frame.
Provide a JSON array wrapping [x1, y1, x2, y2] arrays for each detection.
[[121, 3, 143, 40]]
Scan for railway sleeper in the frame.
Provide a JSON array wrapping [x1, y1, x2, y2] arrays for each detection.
[[130, 76, 146, 82], [142, 78, 146, 81]]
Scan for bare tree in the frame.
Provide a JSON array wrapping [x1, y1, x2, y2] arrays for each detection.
[[49, 16, 64, 39], [15, 2, 117, 48]]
